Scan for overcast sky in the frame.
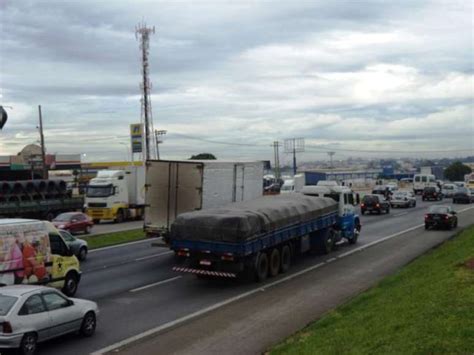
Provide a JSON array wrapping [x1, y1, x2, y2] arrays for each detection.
[[0, 0, 473, 164]]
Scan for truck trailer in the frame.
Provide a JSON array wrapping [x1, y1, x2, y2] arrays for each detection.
[[0, 180, 83, 220], [85, 166, 145, 223], [144, 159, 264, 239], [170, 184, 361, 281]]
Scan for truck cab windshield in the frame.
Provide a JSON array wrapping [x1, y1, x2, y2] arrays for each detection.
[[86, 185, 114, 197]]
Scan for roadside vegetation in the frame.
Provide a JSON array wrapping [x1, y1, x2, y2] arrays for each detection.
[[83, 229, 147, 250], [272, 226, 474, 354]]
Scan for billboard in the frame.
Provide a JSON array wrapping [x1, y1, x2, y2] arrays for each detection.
[[130, 123, 143, 153]]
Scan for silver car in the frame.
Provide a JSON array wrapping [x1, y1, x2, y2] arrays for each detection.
[[0, 285, 98, 355], [391, 191, 416, 208], [59, 230, 89, 261]]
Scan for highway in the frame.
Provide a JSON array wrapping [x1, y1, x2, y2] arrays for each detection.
[[37, 197, 473, 355]]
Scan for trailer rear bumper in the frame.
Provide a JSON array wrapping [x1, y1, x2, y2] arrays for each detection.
[[172, 266, 237, 278]]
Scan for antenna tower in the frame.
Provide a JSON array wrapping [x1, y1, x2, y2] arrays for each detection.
[[135, 22, 156, 161]]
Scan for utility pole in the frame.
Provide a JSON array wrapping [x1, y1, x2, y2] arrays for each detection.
[[284, 138, 305, 176], [155, 130, 167, 159], [38, 105, 48, 179], [271, 141, 281, 179], [136, 22, 155, 162]]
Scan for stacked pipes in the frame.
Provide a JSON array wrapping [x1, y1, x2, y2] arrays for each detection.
[[0, 180, 70, 204]]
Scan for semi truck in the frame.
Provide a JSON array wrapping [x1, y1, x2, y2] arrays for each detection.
[[144, 159, 264, 239], [85, 166, 145, 223], [170, 184, 361, 281], [0, 180, 83, 220]]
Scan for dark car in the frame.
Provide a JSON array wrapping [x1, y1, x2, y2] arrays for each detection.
[[422, 186, 442, 201], [452, 188, 473, 204], [59, 229, 89, 261], [360, 194, 390, 215], [425, 205, 457, 230], [53, 212, 94, 234]]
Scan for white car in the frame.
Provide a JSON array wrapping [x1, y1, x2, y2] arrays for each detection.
[[441, 183, 456, 198], [391, 191, 417, 208], [0, 285, 98, 355]]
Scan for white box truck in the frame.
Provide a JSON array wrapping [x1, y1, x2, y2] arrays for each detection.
[[85, 166, 145, 223], [144, 160, 264, 239]]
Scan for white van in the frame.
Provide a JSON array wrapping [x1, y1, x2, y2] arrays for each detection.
[[0, 219, 81, 296], [413, 174, 436, 194], [280, 179, 295, 194]]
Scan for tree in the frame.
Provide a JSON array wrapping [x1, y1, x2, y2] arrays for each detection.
[[190, 153, 217, 160], [444, 161, 472, 182]]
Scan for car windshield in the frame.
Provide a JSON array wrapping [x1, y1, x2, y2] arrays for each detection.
[[363, 196, 378, 203], [0, 295, 18, 315], [429, 206, 449, 214], [424, 187, 436, 192], [53, 213, 73, 222], [87, 185, 114, 197]]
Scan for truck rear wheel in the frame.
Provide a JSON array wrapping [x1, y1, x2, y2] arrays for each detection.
[[280, 245, 291, 273], [254, 252, 269, 282], [268, 248, 280, 277]]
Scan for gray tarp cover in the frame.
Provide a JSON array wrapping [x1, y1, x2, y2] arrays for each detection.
[[170, 194, 338, 243]]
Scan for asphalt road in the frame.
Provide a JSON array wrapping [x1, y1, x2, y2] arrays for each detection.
[[89, 220, 143, 236], [36, 196, 473, 355]]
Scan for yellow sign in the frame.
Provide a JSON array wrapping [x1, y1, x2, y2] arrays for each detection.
[[130, 123, 143, 137]]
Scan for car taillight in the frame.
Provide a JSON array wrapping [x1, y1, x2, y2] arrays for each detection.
[[424, 214, 429, 219], [360, 203, 365, 207], [177, 249, 190, 257], [445, 215, 449, 220], [376, 203, 380, 208], [2, 322, 12, 334]]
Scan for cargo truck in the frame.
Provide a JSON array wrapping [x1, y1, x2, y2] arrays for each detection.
[[144, 160, 264, 239], [170, 184, 361, 281], [0, 180, 83, 221], [85, 166, 145, 223]]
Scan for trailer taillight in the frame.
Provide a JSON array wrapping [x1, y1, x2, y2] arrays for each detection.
[[221, 253, 234, 261], [177, 249, 190, 257]]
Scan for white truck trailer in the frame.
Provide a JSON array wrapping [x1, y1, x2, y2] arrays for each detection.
[[144, 160, 264, 239], [85, 166, 145, 223]]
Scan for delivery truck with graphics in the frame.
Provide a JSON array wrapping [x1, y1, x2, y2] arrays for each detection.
[[170, 184, 361, 281], [144, 160, 264, 239], [85, 166, 145, 223]]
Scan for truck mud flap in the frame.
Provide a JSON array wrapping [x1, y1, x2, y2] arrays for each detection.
[[172, 266, 237, 278]]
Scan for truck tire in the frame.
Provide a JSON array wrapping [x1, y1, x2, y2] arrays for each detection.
[[115, 209, 124, 223], [315, 229, 334, 254], [349, 223, 360, 245], [254, 252, 269, 282], [268, 248, 280, 277], [280, 245, 291, 273]]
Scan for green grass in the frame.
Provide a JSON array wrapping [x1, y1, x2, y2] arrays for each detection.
[[272, 226, 474, 354], [82, 229, 147, 250]]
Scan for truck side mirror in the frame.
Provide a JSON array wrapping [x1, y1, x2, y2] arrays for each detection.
[[355, 193, 360, 205]]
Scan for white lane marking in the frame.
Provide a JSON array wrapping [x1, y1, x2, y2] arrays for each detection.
[[92, 206, 474, 355], [394, 212, 409, 217], [129, 276, 182, 293], [89, 238, 157, 253], [134, 251, 173, 261]]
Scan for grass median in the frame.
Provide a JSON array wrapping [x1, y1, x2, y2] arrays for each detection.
[[272, 225, 474, 354], [83, 229, 147, 250]]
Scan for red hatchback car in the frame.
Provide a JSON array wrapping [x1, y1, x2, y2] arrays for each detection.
[[53, 212, 94, 234]]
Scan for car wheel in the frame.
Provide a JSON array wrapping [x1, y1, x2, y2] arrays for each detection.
[[115, 209, 124, 223], [268, 248, 280, 277], [62, 272, 79, 296], [422, 197, 425, 201], [93, 219, 100, 224], [85, 225, 91, 234], [425, 224, 429, 230], [80, 311, 97, 337], [280, 245, 291, 273], [361, 210, 365, 215], [79, 247, 88, 261], [254, 252, 269, 282], [20, 332, 37, 355]]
